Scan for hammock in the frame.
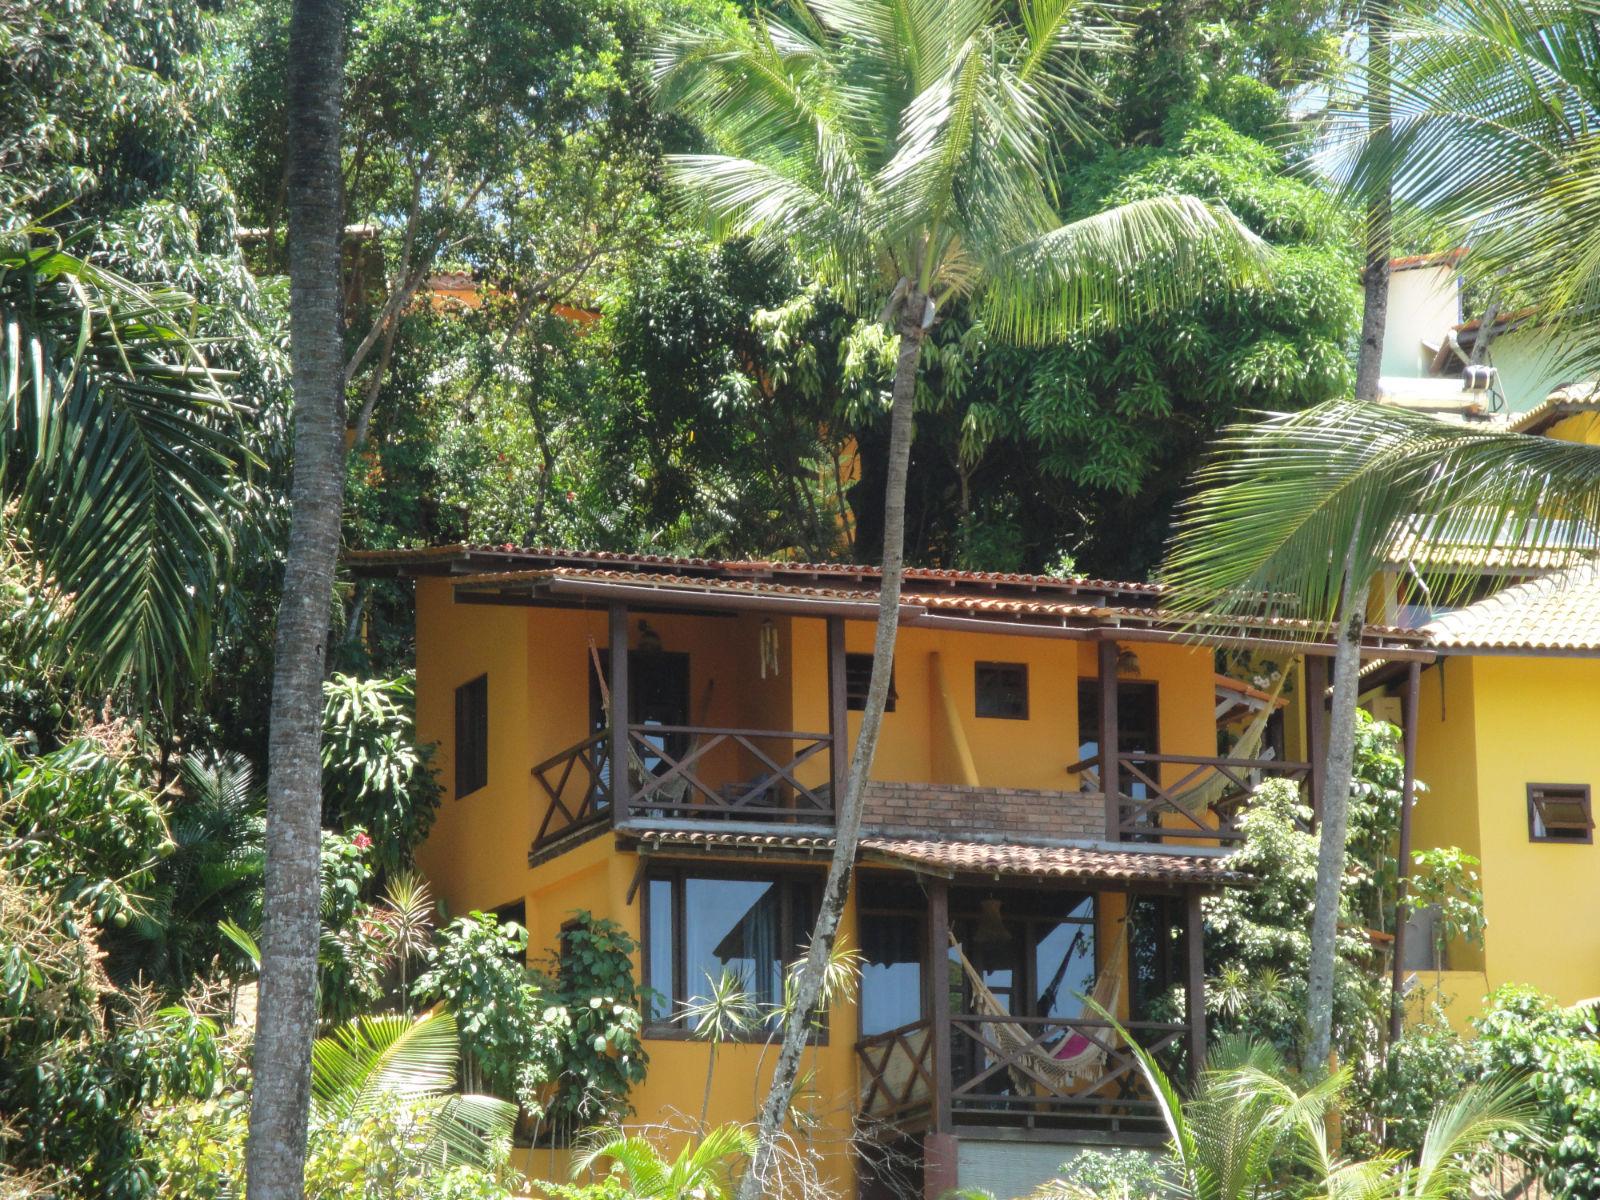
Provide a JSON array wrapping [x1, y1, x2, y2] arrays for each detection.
[[949, 932, 1127, 1093]]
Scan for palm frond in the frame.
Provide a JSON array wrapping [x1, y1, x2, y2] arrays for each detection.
[[1163, 398, 1600, 624], [984, 195, 1271, 343], [0, 240, 250, 710], [310, 1010, 462, 1122]]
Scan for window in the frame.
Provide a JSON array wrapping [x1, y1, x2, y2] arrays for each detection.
[[644, 868, 820, 1034], [975, 661, 1029, 719], [454, 674, 488, 797], [1528, 784, 1593, 843], [846, 652, 896, 712], [858, 876, 925, 1036]]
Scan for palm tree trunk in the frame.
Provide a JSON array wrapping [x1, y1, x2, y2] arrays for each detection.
[[738, 287, 926, 1200], [245, 1, 346, 1196], [1353, 0, 1392, 405], [1302, 569, 1370, 1075]]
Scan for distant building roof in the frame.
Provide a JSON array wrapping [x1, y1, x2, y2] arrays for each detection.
[[1509, 382, 1600, 435], [1423, 564, 1600, 653], [349, 544, 1431, 657], [1389, 249, 1468, 272]]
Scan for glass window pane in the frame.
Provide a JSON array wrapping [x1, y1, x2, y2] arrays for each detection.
[[683, 878, 784, 1021], [1033, 915, 1096, 1019], [860, 912, 922, 1035], [647, 878, 675, 1022]]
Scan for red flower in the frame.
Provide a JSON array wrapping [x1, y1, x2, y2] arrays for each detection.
[[352, 832, 373, 850]]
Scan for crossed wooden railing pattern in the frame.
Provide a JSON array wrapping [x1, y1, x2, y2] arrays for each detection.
[[856, 1019, 936, 1123], [1109, 752, 1311, 843], [626, 725, 834, 821], [530, 730, 612, 851], [948, 1013, 1186, 1127]]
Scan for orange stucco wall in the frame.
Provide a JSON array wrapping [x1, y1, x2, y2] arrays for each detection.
[[411, 579, 1223, 1189]]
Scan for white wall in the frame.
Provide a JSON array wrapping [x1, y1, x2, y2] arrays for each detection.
[[1382, 265, 1460, 379], [957, 1139, 1161, 1198]]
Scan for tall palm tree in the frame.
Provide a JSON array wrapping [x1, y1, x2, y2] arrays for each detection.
[[1163, 398, 1600, 1067], [1177, 0, 1600, 1075], [1331, 0, 1600, 369], [246, 0, 349, 1196], [655, 3, 1268, 1184], [0, 234, 249, 711]]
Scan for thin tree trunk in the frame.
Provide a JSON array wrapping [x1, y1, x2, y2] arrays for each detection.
[[1303, 570, 1370, 1075], [1353, 0, 1392, 405], [737, 287, 926, 1200], [244, 0, 346, 1196]]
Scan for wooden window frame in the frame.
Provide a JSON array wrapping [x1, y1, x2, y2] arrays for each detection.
[[640, 864, 825, 1042], [454, 673, 489, 798], [845, 652, 896, 713], [974, 661, 1029, 720], [1527, 783, 1594, 844]]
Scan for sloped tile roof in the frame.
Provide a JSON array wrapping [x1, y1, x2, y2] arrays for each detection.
[[1509, 382, 1600, 436], [618, 827, 1245, 886], [1423, 564, 1600, 651]]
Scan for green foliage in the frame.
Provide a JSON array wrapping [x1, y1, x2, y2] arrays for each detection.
[[414, 913, 564, 1108], [1348, 1007, 1474, 1158], [542, 915, 649, 1132], [1408, 847, 1486, 971], [117, 751, 266, 991], [570, 1123, 755, 1200], [322, 672, 442, 875], [1202, 711, 1438, 1072], [1048, 1148, 1165, 1199], [148, 1010, 522, 1199], [1474, 986, 1600, 1199]]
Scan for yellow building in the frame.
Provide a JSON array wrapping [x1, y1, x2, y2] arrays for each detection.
[[351, 545, 1429, 1198], [1372, 565, 1600, 1024]]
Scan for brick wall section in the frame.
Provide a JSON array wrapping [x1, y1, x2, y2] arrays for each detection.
[[861, 781, 1103, 840]]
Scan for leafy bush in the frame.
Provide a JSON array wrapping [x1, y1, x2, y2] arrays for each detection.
[[414, 913, 564, 1107], [321, 672, 441, 876], [1051, 1148, 1165, 1199], [1474, 986, 1600, 1198]]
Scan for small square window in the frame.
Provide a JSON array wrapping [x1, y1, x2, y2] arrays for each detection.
[[1528, 784, 1592, 843], [845, 652, 896, 712], [975, 661, 1029, 719], [455, 674, 489, 797]]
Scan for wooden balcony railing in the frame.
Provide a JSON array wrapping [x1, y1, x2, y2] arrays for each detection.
[[530, 730, 612, 852], [856, 1013, 1187, 1135], [856, 1019, 936, 1124], [1113, 751, 1311, 843], [626, 725, 834, 822]]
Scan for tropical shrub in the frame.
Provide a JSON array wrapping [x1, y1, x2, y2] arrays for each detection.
[[146, 1010, 521, 1199], [321, 671, 442, 875], [414, 913, 564, 1107], [1049, 1148, 1164, 1200], [1474, 986, 1600, 1199]]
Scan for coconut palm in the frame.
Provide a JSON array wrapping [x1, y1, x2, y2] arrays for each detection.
[[0, 232, 249, 710], [1130, 1035, 1538, 1200], [573, 1122, 757, 1200], [247, 0, 349, 1195], [1330, 0, 1600, 373], [309, 1010, 517, 1172], [1163, 396, 1600, 1070], [655, 2, 1268, 1182]]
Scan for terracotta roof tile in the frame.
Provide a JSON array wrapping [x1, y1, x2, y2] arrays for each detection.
[[1508, 382, 1600, 435], [618, 827, 1245, 886], [1423, 564, 1600, 652]]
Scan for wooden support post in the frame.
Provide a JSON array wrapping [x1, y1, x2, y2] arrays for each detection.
[[1099, 639, 1121, 841], [826, 617, 848, 819], [609, 603, 630, 818], [927, 877, 953, 1135], [1305, 653, 1329, 827], [1185, 889, 1207, 1082], [1390, 659, 1422, 1043]]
